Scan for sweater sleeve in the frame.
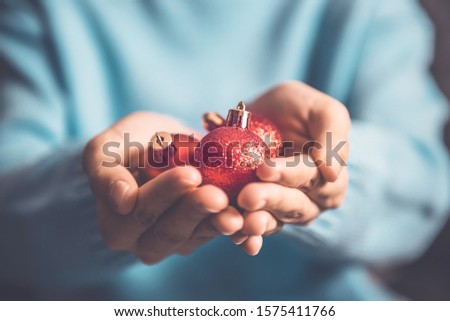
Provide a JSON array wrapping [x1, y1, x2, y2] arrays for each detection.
[[0, 0, 136, 292]]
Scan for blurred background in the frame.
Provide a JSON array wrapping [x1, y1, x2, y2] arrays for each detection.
[[383, 0, 450, 300]]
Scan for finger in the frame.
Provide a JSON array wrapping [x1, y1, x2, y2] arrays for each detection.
[[133, 166, 202, 224], [307, 167, 349, 209], [249, 81, 350, 182], [191, 220, 221, 239], [306, 95, 350, 182], [97, 166, 201, 251], [257, 155, 321, 189], [83, 112, 199, 215], [208, 206, 244, 236], [83, 130, 140, 215], [136, 185, 228, 264], [230, 232, 248, 245], [176, 236, 215, 256], [176, 212, 234, 256], [192, 206, 243, 238], [241, 210, 281, 236], [239, 235, 263, 256], [238, 182, 320, 224]]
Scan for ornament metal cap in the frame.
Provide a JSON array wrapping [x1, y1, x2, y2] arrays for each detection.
[[150, 131, 173, 150], [225, 101, 252, 129]]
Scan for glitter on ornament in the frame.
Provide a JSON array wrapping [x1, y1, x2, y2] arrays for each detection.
[[203, 105, 283, 158], [249, 114, 283, 158], [196, 101, 269, 201]]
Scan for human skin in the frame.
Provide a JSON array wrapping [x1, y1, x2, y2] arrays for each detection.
[[232, 81, 350, 255], [82, 81, 350, 263]]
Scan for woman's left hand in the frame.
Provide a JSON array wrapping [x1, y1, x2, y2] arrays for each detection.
[[231, 81, 351, 255]]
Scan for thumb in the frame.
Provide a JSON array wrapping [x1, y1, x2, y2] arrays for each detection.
[[308, 97, 350, 182], [83, 136, 139, 215]]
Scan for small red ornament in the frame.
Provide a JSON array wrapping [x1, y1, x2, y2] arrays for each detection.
[[196, 101, 269, 201], [142, 132, 198, 180], [203, 107, 282, 158]]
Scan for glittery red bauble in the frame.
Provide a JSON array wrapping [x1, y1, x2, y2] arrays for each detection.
[[203, 111, 283, 158], [249, 114, 283, 158], [195, 126, 269, 201]]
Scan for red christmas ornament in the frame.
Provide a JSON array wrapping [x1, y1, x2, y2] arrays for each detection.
[[249, 114, 283, 158], [142, 132, 199, 181], [203, 107, 282, 158], [196, 101, 269, 201]]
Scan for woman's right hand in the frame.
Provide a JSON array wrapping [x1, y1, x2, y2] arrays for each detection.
[[82, 112, 243, 264]]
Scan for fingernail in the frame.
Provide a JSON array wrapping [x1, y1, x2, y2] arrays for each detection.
[[109, 180, 129, 214], [231, 234, 248, 245]]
